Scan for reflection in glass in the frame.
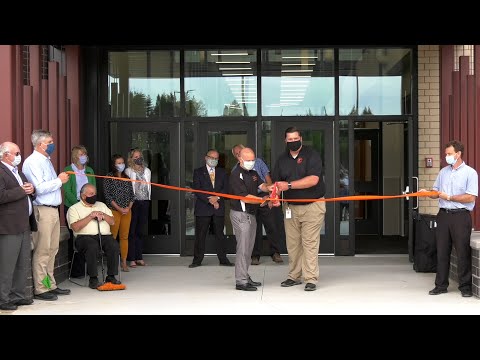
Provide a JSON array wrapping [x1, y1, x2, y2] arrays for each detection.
[[339, 120, 349, 235], [184, 123, 195, 236], [130, 131, 171, 235], [185, 50, 257, 117], [108, 51, 180, 118], [339, 48, 412, 115], [262, 49, 334, 116]]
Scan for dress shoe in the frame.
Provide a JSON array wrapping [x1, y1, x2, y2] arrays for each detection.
[[271, 253, 283, 263], [50, 287, 71, 295], [34, 292, 58, 301], [14, 299, 34, 306], [428, 287, 448, 295], [248, 277, 262, 287], [105, 275, 121, 284], [461, 290, 473, 297], [188, 263, 202, 268], [281, 279, 302, 287], [304, 283, 316, 291], [251, 257, 260, 265], [219, 260, 234, 266], [89, 277, 100, 289], [236, 283, 257, 291], [0, 303, 18, 311]]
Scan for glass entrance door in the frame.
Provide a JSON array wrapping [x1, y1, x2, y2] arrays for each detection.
[[111, 122, 180, 254], [271, 120, 334, 254]]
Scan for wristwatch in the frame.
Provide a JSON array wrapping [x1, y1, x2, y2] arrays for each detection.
[[447, 195, 451, 201], [288, 182, 292, 190]]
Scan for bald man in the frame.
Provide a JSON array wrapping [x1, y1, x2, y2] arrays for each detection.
[[0, 142, 37, 311]]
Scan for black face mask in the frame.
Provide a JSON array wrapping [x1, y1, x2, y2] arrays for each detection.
[[134, 157, 144, 165], [85, 195, 97, 205], [287, 140, 302, 152]]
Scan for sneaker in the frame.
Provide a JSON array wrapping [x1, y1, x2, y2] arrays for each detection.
[[89, 277, 100, 289], [272, 253, 283, 263], [105, 275, 121, 285], [251, 257, 260, 265]]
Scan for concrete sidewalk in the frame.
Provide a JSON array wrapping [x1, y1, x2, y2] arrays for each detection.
[[4, 255, 479, 315]]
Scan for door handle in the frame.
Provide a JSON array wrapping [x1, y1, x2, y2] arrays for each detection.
[[412, 176, 419, 210], [403, 185, 410, 201]]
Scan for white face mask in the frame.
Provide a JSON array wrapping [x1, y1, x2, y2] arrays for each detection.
[[206, 158, 218, 168], [12, 154, 22, 167], [445, 154, 457, 165], [242, 159, 255, 171], [115, 163, 125, 172]]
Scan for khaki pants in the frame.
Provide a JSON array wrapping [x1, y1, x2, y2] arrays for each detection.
[[111, 210, 132, 261], [284, 200, 326, 284], [32, 206, 60, 294]]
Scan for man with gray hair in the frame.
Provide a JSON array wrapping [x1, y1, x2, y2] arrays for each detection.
[[0, 142, 37, 311], [22, 130, 70, 301]]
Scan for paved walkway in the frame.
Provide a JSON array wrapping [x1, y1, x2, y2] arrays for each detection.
[[3, 255, 479, 315]]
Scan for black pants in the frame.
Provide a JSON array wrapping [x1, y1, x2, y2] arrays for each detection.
[[193, 215, 227, 264], [128, 200, 150, 261], [252, 205, 281, 258], [75, 234, 120, 278], [435, 210, 472, 291]]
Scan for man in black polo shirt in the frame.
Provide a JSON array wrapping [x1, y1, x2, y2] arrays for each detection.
[[270, 126, 326, 292], [229, 148, 270, 291]]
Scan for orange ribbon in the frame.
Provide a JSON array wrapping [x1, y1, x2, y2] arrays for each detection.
[[66, 171, 438, 203]]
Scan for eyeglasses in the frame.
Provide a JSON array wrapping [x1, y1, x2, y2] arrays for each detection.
[[207, 156, 219, 160], [7, 152, 20, 156]]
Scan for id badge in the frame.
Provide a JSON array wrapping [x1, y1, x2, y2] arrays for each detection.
[[285, 208, 292, 219]]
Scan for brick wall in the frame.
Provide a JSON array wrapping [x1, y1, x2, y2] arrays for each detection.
[[418, 45, 441, 215]]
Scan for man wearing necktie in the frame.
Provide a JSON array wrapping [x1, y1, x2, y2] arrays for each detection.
[[0, 142, 37, 311], [189, 149, 233, 268]]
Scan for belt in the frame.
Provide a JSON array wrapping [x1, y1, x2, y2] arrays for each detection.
[[440, 208, 469, 213], [39, 204, 60, 209]]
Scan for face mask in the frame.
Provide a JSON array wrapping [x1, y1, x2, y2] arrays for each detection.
[[12, 154, 22, 167], [243, 160, 255, 171], [42, 143, 55, 156], [134, 157, 143, 165], [206, 158, 218, 168], [115, 163, 125, 172], [79, 155, 88, 165], [445, 154, 457, 165], [287, 140, 302, 152], [85, 194, 97, 205]]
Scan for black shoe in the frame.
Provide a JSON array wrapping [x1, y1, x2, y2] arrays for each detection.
[[248, 277, 262, 287], [34, 292, 58, 301], [89, 277, 100, 289], [461, 290, 473, 297], [14, 299, 34, 306], [304, 283, 316, 291], [236, 283, 257, 291], [251, 257, 260, 265], [281, 279, 302, 287], [219, 260, 234, 266], [50, 287, 71, 295], [0, 303, 18, 311], [428, 287, 448, 295], [105, 275, 121, 285], [188, 263, 202, 268]]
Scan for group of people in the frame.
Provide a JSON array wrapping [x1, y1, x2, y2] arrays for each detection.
[[0, 130, 153, 311]]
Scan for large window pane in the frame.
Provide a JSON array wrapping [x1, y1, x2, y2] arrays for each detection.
[[339, 48, 412, 116], [262, 49, 334, 116], [108, 51, 180, 118], [185, 50, 257, 117]]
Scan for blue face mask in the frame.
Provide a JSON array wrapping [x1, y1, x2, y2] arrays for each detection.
[[43, 143, 55, 156], [79, 155, 88, 165], [445, 154, 457, 165], [115, 163, 125, 172]]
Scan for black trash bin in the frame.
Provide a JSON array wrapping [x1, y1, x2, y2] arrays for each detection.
[[412, 212, 437, 273]]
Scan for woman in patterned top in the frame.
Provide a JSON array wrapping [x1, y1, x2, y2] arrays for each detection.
[[103, 154, 135, 272], [125, 148, 151, 267]]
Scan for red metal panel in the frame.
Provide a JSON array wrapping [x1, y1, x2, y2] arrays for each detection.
[[459, 56, 469, 146], [0, 45, 14, 143], [440, 45, 454, 149], [15, 46, 23, 149], [59, 76, 67, 171], [466, 75, 475, 167], [29, 45, 42, 130], [474, 46, 480, 230], [66, 98, 71, 164], [65, 46, 80, 147], [23, 86, 33, 154], [41, 79, 48, 129], [48, 61, 59, 170], [452, 71, 460, 141]]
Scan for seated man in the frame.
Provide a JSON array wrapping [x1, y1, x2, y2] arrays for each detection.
[[67, 183, 121, 289]]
